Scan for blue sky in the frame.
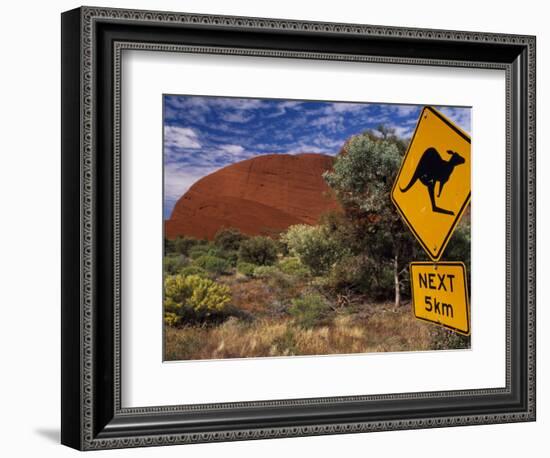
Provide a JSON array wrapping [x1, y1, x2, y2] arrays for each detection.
[[163, 95, 471, 218]]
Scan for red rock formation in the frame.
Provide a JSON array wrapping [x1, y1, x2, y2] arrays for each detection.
[[165, 153, 341, 240]]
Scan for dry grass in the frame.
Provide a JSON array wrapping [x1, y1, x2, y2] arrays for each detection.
[[164, 303, 435, 361]]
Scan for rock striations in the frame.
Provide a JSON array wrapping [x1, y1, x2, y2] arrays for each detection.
[[165, 153, 341, 240]]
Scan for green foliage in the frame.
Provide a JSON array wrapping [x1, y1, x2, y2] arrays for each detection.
[[238, 236, 278, 266], [164, 238, 176, 254], [180, 265, 207, 277], [166, 236, 205, 256], [288, 293, 331, 329], [214, 227, 248, 251], [194, 255, 231, 275], [252, 265, 279, 279], [218, 249, 239, 267], [253, 265, 293, 292], [277, 257, 310, 278], [442, 220, 471, 270], [322, 131, 422, 305], [326, 256, 372, 292], [430, 326, 470, 350], [237, 261, 256, 277], [188, 244, 212, 260], [163, 254, 188, 275], [164, 274, 232, 325], [282, 224, 347, 276], [323, 133, 402, 214], [274, 239, 289, 256]]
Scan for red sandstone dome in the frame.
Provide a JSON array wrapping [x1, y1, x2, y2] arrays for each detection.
[[165, 153, 341, 240]]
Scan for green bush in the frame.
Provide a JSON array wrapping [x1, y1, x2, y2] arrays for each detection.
[[194, 255, 231, 275], [163, 254, 188, 275], [282, 224, 348, 276], [238, 236, 278, 265], [326, 255, 396, 299], [252, 265, 279, 279], [214, 227, 248, 251], [165, 236, 205, 256], [164, 274, 232, 325], [430, 326, 471, 350], [237, 261, 256, 277], [253, 265, 293, 292], [164, 238, 176, 254], [188, 244, 216, 260], [218, 249, 239, 267], [180, 265, 207, 277], [278, 257, 310, 278], [326, 256, 366, 290], [288, 293, 331, 329]]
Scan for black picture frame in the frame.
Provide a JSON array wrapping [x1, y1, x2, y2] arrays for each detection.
[[61, 6, 536, 450]]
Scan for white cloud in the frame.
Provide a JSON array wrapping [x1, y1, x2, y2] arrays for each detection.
[[391, 125, 415, 139], [265, 100, 304, 117], [311, 114, 344, 132], [284, 144, 334, 155], [164, 162, 217, 203], [328, 102, 366, 114], [219, 144, 245, 154], [220, 112, 255, 123], [164, 126, 201, 149], [213, 98, 265, 110], [438, 107, 471, 134], [392, 105, 421, 117]]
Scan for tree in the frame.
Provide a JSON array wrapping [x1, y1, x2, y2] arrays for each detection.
[[214, 227, 248, 251], [238, 236, 278, 266], [323, 131, 421, 307], [282, 224, 347, 276]]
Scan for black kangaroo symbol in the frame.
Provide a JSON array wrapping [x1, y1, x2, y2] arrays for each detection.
[[400, 147, 465, 216]]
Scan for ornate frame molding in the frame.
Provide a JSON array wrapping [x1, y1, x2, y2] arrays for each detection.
[[61, 6, 536, 450]]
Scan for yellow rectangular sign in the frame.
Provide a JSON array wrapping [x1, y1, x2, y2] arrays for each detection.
[[410, 262, 470, 335]]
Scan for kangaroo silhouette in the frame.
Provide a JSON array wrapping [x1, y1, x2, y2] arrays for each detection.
[[400, 147, 465, 216]]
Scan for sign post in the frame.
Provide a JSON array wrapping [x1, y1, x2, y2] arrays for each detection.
[[391, 106, 471, 334]]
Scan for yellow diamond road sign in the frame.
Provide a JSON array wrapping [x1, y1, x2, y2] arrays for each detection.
[[410, 262, 470, 335], [391, 106, 471, 261]]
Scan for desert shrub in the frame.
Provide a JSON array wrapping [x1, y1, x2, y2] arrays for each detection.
[[237, 261, 256, 277], [217, 249, 239, 267], [164, 274, 231, 325], [326, 256, 367, 291], [278, 257, 310, 278], [430, 326, 471, 350], [214, 227, 248, 251], [253, 266, 293, 292], [164, 312, 179, 327], [180, 265, 207, 277], [282, 224, 347, 276], [288, 293, 331, 329], [252, 265, 279, 279], [274, 239, 289, 256], [163, 254, 189, 275], [194, 255, 231, 275], [166, 236, 205, 256], [238, 236, 278, 266], [164, 238, 176, 254], [326, 255, 396, 299], [188, 244, 213, 260]]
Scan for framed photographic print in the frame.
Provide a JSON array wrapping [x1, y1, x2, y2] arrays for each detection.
[[61, 6, 536, 450]]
